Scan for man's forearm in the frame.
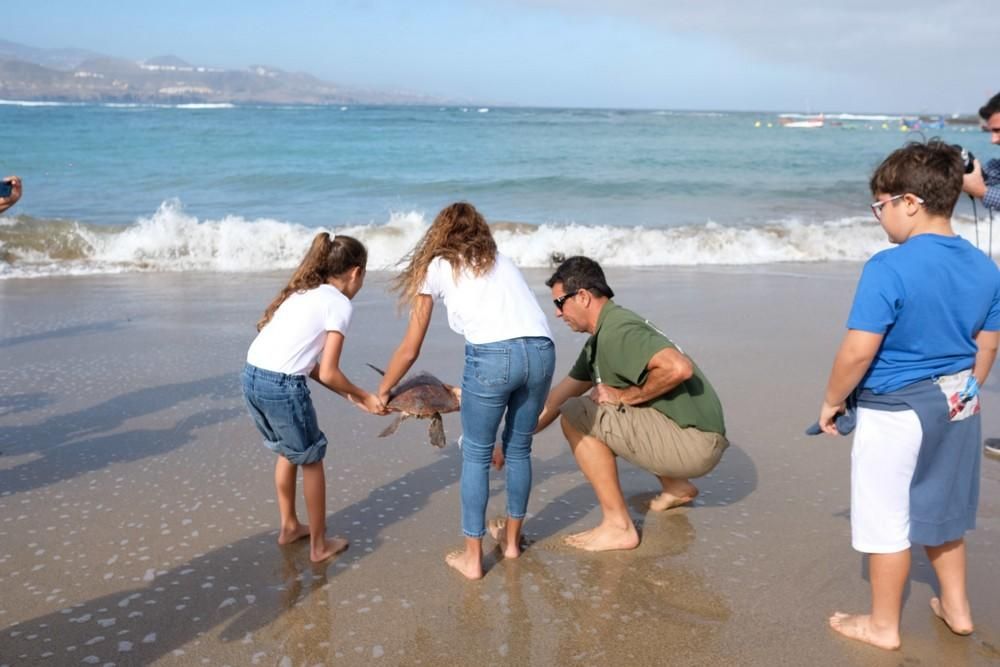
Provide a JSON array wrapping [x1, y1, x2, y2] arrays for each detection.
[[535, 377, 593, 433], [984, 185, 1000, 211], [982, 159, 1000, 209], [618, 366, 687, 406], [535, 402, 561, 433]]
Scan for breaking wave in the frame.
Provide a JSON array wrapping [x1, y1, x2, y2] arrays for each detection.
[[1, 200, 994, 279]]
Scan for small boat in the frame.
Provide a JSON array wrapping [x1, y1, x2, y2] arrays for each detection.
[[779, 112, 824, 128], [901, 115, 945, 130]]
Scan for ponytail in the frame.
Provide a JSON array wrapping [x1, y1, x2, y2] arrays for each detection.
[[257, 232, 368, 330]]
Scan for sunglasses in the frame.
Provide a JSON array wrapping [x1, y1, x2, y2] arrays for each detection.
[[553, 290, 580, 311]]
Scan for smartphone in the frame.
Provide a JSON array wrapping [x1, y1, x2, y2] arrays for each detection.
[[0, 181, 12, 198]]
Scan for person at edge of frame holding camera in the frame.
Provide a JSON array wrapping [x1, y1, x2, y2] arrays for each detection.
[[959, 92, 1000, 460], [0, 175, 22, 214]]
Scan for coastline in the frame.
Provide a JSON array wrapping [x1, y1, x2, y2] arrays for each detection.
[[1, 265, 998, 665]]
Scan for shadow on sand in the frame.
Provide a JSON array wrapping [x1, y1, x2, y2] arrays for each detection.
[[0, 392, 55, 418], [2, 451, 465, 664], [0, 374, 240, 494], [522, 441, 757, 547], [0, 320, 129, 349], [3, 428, 757, 663]]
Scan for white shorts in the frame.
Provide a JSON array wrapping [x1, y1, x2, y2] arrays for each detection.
[[850, 407, 922, 553]]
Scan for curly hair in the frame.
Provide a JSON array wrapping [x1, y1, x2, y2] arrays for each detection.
[[391, 202, 497, 305], [257, 232, 367, 331]]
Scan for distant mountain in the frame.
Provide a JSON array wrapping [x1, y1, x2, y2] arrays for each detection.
[[144, 55, 193, 68], [0, 39, 103, 70], [0, 40, 448, 105]]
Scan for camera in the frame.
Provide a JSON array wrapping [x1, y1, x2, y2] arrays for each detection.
[[952, 144, 977, 174]]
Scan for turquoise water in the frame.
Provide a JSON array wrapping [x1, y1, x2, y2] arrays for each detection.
[[0, 103, 994, 277]]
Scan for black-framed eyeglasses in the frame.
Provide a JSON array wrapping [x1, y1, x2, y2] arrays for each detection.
[[870, 194, 924, 221], [553, 290, 580, 311]]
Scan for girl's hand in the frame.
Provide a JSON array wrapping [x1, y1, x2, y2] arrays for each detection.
[[377, 389, 392, 410], [491, 444, 505, 471], [363, 392, 389, 415]]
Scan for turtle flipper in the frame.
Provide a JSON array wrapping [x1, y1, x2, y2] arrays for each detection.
[[379, 414, 409, 438], [429, 413, 446, 448]]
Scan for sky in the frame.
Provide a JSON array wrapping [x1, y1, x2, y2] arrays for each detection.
[[8, 0, 996, 113]]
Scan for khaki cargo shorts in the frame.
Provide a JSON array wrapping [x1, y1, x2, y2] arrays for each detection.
[[561, 397, 728, 479]]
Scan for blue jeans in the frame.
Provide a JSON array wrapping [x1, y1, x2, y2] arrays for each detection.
[[242, 363, 328, 465], [460, 336, 555, 538]]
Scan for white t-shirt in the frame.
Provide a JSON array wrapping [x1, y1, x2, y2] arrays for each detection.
[[246, 284, 353, 376], [420, 253, 552, 344]]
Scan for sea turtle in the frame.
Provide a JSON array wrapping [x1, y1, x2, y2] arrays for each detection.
[[367, 364, 460, 448]]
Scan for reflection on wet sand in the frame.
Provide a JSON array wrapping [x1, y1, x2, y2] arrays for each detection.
[[443, 511, 733, 665]]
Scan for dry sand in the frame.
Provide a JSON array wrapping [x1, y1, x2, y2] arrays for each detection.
[[0, 265, 998, 666]]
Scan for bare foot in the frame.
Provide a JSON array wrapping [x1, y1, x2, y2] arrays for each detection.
[[651, 478, 699, 511], [445, 549, 484, 580], [828, 612, 900, 650], [563, 526, 596, 547], [563, 522, 639, 552], [488, 518, 523, 559], [649, 489, 698, 511], [278, 523, 311, 545], [310, 537, 349, 563], [930, 597, 974, 636]]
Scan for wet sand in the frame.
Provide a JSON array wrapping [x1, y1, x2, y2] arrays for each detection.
[[1, 266, 998, 666]]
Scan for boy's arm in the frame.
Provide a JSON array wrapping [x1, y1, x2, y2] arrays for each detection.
[[818, 329, 883, 435], [973, 330, 1000, 386]]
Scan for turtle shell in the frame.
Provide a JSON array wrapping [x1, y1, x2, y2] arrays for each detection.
[[386, 372, 460, 416]]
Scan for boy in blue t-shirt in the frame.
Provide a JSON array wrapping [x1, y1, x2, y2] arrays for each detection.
[[816, 140, 1000, 650]]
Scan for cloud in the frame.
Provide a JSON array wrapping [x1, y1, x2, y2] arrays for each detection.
[[502, 0, 995, 110], [512, 1, 988, 65]]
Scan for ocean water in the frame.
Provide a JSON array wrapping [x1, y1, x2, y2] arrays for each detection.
[[0, 102, 994, 278]]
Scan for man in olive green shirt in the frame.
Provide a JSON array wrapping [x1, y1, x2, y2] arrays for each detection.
[[537, 256, 728, 551]]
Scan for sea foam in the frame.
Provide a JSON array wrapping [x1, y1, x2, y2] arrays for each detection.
[[1, 200, 995, 279]]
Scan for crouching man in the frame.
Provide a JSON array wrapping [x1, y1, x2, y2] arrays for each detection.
[[537, 256, 728, 551]]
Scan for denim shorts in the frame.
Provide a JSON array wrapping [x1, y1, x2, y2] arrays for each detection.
[[241, 363, 328, 465]]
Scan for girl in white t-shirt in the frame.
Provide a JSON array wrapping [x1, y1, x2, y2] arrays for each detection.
[[378, 202, 555, 580], [243, 233, 385, 563]]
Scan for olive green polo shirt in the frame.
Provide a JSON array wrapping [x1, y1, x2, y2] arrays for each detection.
[[568, 302, 726, 435]]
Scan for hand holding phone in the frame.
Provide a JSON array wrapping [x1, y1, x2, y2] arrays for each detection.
[[0, 176, 21, 214]]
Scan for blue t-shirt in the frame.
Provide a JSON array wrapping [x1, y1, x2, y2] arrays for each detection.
[[848, 234, 1000, 394]]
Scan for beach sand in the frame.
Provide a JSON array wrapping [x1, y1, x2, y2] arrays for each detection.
[[1, 265, 998, 666]]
